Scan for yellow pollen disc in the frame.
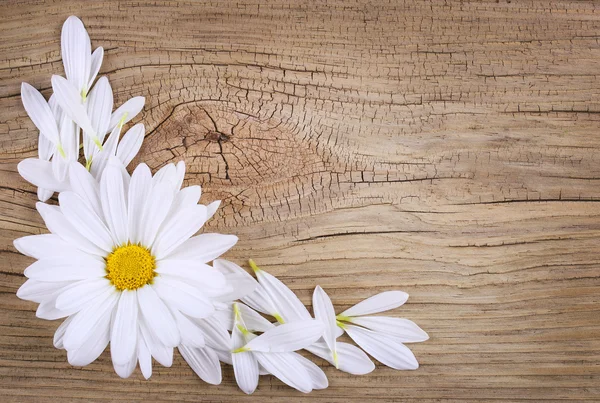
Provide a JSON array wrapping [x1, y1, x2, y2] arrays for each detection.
[[105, 244, 156, 291]]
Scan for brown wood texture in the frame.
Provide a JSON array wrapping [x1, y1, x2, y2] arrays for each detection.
[[1, 1, 600, 401]]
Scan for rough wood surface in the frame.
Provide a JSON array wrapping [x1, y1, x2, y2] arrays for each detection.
[[1, 1, 600, 401]]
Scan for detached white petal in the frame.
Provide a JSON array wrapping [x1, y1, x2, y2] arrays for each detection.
[[88, 46, 104, 90], [340, 291, 409, 317], [108, 96, 145, 133], [306, 341, 374, 375], [85, 76, 113, 159], [242, 320, 324, 353], [179, 345, 222, 385], [18, 159, 69, 192], [61, 15, 91, 93], [349, 316, 429, 343], [51, 75, 97, 142], [253, 351, 313, 393], [344, 324, 419, 370], [312, 286, 337, 354], [116, 123, 144, 167], [21, 83, 60, 146]]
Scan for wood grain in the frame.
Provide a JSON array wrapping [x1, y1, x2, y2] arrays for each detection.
[[1, 1, 600, 401]]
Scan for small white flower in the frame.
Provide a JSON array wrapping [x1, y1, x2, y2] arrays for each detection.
[[15, 158, 238, 378], [336, 291, 429, 370], [230, 303, 326, 394]]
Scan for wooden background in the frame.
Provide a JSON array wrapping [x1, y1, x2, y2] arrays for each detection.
[[1, 1, 599, 401]]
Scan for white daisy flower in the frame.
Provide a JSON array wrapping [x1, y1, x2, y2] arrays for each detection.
[[15, 158, 239, 378], [336, 291, 429, 370], [230, 303, 326, 394]]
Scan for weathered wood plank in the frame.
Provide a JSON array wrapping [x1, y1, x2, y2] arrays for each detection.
[[0, 1, 599, 401]]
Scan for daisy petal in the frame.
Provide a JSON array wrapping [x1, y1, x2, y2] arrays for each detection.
[[138, 334, 152, 379], [172, 310, 205, 348], [340, 291, 409, 317], [36, 202, 105, 256], [100, 164, 128, 245], [63, 289, 119, 350], [20, 83, 60, 145], [312, 286, 337, 353], [217, 303, 274, 333], [155, 259, 226, 289], [306, 341, 375, 375], [350, 316, 429, 343], [24, 256, 105, 282], [139, 318, 173, 367], [85, 76, 113, 159], [116, 123, 144, 168], [127, 163, 152, 244], [59, 191, 114, 252], [67, 314, 111, 367], [53, 316, 73, 349], [137, 285, 180, 347], [152, 276, 215, 319], [179, 345, 222, 385], [167, 186, 201, 219], [88, 46, 103, 90], [113, 347, 137, 379], [240, 283, 278, 317], [17, 279, 72, 303], [18, 159, 69, 192], [14, 234, 79, 260], [206, 200, 220, 220], [193, 315, 230, 350], [108, 96, 145, 133], [243, 320, 324, 353], [110, 290, 139, 365], [168, 234, 238, 263], [344, 324, 419, 370], [254, 351, 313, 393], [51, 75, 97, 140], [60, 15, 91, 93], [212, 259, 258, 302], [68, 162, 102, 217], [252, 263, 312, 322], [232, 325, 259, 394], [55, 278, 112, 311], [294, 353, 328, 389], [37, 187, 53, 202], [139, 182, 175, 247], [152, 204, 208, 260]]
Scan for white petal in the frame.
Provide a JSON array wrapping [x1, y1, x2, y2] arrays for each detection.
[[306, 341, 375, 375], [51, 75, 97, 140], [155, 259, 226, 289], [254, 351, 313, 393], [37, 187, 54, 202], [214, 348, 233, 365], [349, 316, 429, 343], [36, 294, 72, 320], [58, 191, 114, 252], [14, 234, 79, 260], [55, 278, 112, 311], [38, 130, 54, 161], [61, 15, 91, 93], [24, 256, 105, 282], [63, 288, 118, 350], [85, 76, 113, 159], [17, 279, 72, 303], [167, 234, 238, 263], [18, 159, 69, 192], [138, 334, 152, 379], [116, 123, 144, 167], [36, 202, 105, 256], [312, 286, 337, 354], [340, 291, 409, 317], [174, 161, 186, 190], [20, 82, 60, 145], [127, 163, 152, 244], [243, 320, 324, 353], [68, 162, 102, 217], [240, 283, 278, 317], [294, 353, 328, 389], [53, 316, 73, 349], [344, 324, 419, 370], [193, 315, 230, 350], [139, 182, 175, 247], [137, 285, 180, 347], [167, 186, 201, 221], [253, 264, 312, 323], [139, 318, 173, 367], [113, 347, 137, 379], [206, 200, 220, 221], [152, 276, 215, 319], [108, 96, 145, 133], [152, 163, 178, 192], [111, 290, 139, 365], [152, 204, 207, 259], [232, 326, 259, 394], [172, 310, 205, 348], [88, 47, 103, 89], [179, 345, 222, 385], [213, 259, 258, 302], [89, 124, 120, 179], [67, 313, 111, 367], [100, 164, 128, 245], [217, 303, 274, 333]]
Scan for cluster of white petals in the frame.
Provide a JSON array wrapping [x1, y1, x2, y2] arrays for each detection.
[[14, 15, 428, 394]]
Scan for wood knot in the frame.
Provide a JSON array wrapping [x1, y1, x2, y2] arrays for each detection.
[[206, 130, 229, 142]]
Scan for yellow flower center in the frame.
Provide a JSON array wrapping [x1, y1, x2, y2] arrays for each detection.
[[105, 244, 156, 291]]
